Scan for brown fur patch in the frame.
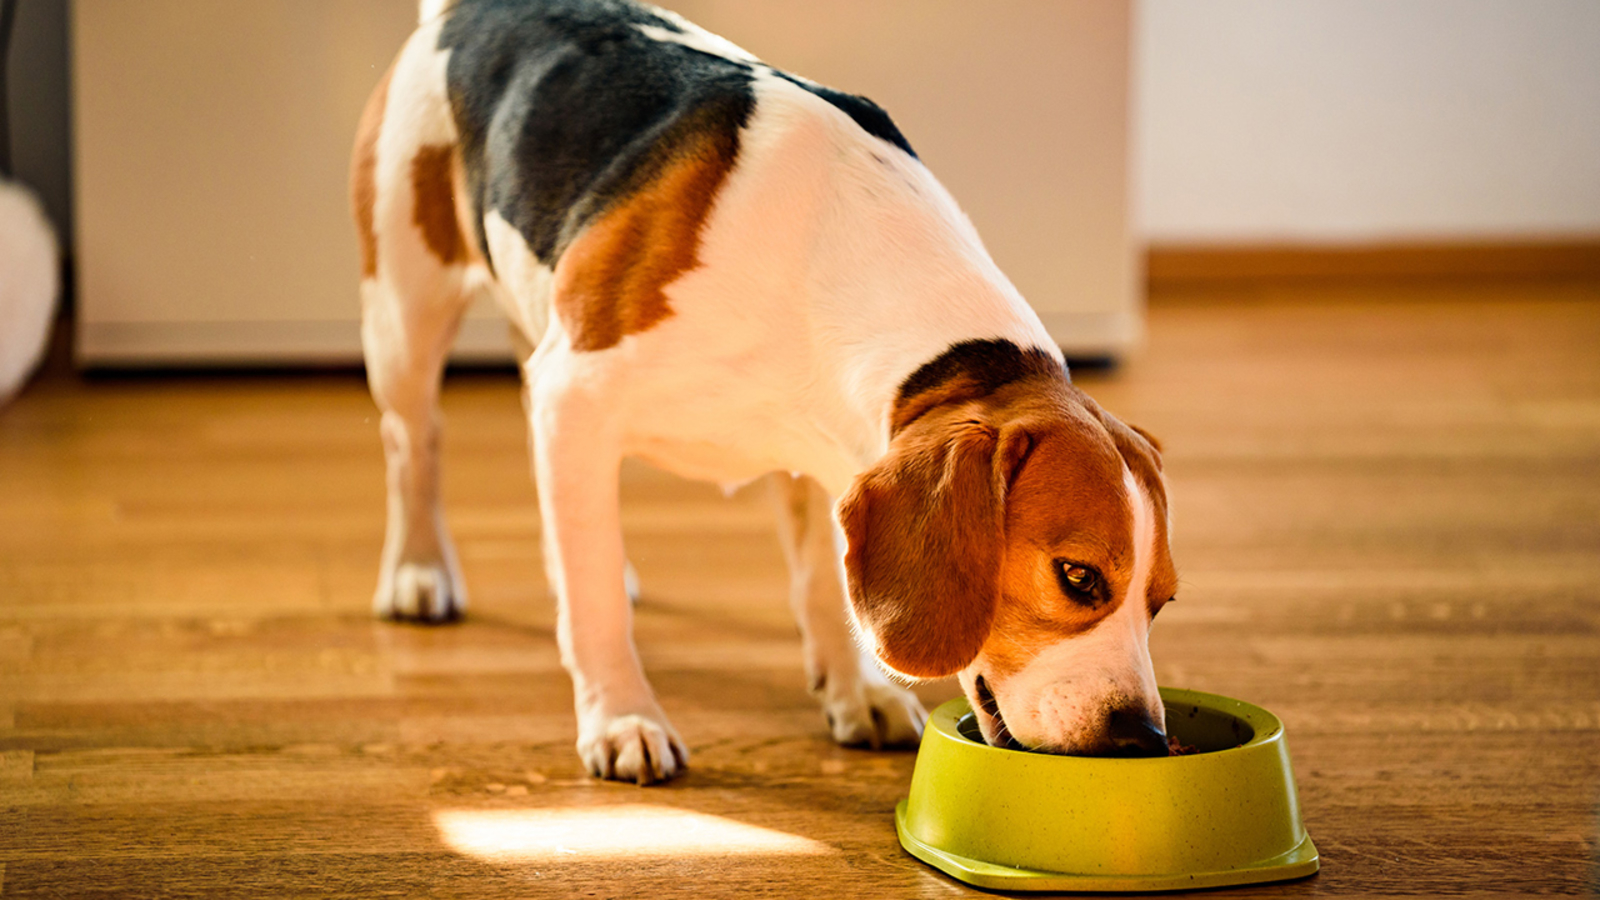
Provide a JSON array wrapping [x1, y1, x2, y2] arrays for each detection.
[[411, 144, 468, 266], [1072, 386, 1178, 606], [891, 340, 1064, 435], [983, 402, 1139, 681], [449, 149, 487, 267], [979, 389, 1178, 682], [844, 364, 1177, 682], [552, 127, 740, 352], [351, 62, 395, 279], [839, 407, 1007, 679], [891, 378, 988, 436]]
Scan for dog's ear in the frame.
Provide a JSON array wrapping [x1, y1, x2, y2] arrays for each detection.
[[837, 415, 1023, 679], [1073, 386, 1163, 472], [1126, 423, 1162, 458], [1109, 417, 1163, 476]]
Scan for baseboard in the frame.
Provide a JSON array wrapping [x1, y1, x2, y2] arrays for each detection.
[[76, 316, 517, 369], [1146, 238, 1600, 289]]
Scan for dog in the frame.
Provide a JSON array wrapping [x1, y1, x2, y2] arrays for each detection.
[[352, 0, 1178, 784]]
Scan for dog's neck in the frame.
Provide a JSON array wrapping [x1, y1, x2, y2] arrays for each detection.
[[751, 76, 1059, 490]]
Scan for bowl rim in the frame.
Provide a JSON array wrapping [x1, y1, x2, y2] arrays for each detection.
[[899, 687, 1320, 891], [938, 685, 1284, 761]]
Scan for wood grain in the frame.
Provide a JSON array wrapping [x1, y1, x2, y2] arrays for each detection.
[[1148, 238, 1600, 287], [3, 279, 1599, 897]]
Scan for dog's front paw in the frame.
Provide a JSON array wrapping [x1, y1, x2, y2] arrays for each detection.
[[374, 561, 464, 622], [578, 710, 688, 785], [821, 679, 927, 750]]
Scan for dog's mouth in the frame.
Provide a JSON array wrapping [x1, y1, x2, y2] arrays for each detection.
[[973, 675, 1022, 750]]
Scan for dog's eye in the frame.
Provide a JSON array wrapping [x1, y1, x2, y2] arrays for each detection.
[[1063, 565, 1095, 590], [1056, 561, 1104, 604]]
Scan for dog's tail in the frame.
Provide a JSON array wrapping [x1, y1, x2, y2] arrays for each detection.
[[418, 0, 453, 24]]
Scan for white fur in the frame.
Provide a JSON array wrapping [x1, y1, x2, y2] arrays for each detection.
[[364, 37, 1069, 782], [0, 181, 59, 406], [372, 19, 461, 299], [571, 72, 1059, 497], [970, 465, 1164, 753], [418, 0, 453, 23], [504, 71, 1058, 779], [635, 20, 759, 64], [362, 19, 475, 624], [482, 210, 554, 344]]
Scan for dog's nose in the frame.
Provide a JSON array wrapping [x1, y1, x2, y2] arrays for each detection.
[[1106, 707, 1169, 757]]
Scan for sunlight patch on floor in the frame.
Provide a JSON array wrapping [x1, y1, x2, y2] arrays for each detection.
[[433, 804, 833, 861]]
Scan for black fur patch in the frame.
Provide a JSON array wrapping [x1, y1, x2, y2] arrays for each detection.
[[438, 0, 918, 269], [439, 0, 756, 267], [898, 339, 1064, 407], [774, 72, 916, 158]]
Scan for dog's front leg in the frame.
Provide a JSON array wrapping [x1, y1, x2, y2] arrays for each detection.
[[529, 363, 686, 785], [770, 473, 927, 748]]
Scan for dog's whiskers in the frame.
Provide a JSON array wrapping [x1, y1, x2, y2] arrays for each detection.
[[974, 675, 1022, 750]]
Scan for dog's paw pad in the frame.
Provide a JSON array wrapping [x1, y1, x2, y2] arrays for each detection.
[[579, 713, 688, 785], [374, 562, 464, 623], [824, 681, 927, 750]]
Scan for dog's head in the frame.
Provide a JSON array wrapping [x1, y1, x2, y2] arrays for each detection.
[[838, 342, 1176, 757]]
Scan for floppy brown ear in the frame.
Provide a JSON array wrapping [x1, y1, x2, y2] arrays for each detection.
[[836, 417, 1012, 679], [1126, 423, 1163, 457], [1072, 386, 1163, 470]]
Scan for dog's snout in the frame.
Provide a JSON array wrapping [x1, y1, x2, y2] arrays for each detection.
[[1106, 707, 1168, 757]]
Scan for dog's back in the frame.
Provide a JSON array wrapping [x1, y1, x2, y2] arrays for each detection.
[[358, 0, 927, 353], [356, 0, 1014, 483], [439, 0, 759, 274]]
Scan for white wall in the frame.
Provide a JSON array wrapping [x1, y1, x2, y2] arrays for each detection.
[[1137, 0, 1600, 243]]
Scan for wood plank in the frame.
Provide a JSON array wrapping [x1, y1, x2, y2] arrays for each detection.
[[1148, 238, 1600, 287], [2, 280, 1598, 896]]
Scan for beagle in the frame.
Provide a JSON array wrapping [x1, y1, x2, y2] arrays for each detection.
[[352, 0, 1177, 784]]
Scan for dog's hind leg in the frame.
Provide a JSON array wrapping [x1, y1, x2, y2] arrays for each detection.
[[353, 23, 477, 622], [360, 272, 472, 623], [769, 473, 927, 748]]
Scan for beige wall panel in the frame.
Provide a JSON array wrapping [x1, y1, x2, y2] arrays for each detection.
[[70, 0, 513, 364], [73, 0, 1134, 364]]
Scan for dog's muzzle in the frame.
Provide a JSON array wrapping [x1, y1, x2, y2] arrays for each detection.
[[973, 675, 1021, 750], [1105, 706, 1169, 757]]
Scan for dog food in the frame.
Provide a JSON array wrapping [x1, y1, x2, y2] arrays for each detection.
[[1167, 736, 1199, 756]]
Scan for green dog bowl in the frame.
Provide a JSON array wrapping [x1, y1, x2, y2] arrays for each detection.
[[895, 688, 1319, 892]]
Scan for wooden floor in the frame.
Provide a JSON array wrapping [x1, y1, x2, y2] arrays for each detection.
[[3, 280, 1599, 897]]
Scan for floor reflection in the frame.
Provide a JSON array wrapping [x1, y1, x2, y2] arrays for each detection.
[[434, 804, 834, 861]]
